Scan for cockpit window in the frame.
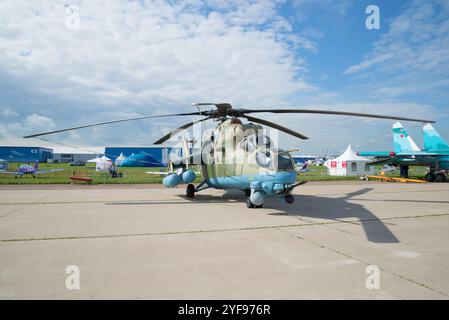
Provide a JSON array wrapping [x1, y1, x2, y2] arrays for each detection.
[[277, 154, 293, 170], [239, 134, 271, 152], [256, 135, 271, 148], [256, 151, 272, 167]]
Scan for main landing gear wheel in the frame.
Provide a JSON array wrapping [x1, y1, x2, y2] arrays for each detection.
[[246, 198, 263, 208], [425, 172, 435, 182], [186, 184, 195, 198], [285, 194, 295, 204], [435, 173, 447, 183]]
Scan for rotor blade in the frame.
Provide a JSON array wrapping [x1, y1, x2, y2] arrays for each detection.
[[153, 117, 211, 144], [240, 109, 435, 123], [242, 115, 309, 140], [23, 112, 202, 138]]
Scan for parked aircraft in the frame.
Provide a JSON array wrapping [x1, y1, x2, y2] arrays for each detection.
[[24, 103, 433, 207], [359, 122, 449, 182], [0, 160, 64, 177]]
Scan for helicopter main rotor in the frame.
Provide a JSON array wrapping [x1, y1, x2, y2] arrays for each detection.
[[24, 102, 435, 145]]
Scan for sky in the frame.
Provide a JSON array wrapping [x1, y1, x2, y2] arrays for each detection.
[[0, 0, 448, 154]]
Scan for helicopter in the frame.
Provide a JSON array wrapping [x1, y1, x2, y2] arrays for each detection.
[[24, 102, 434, 208]]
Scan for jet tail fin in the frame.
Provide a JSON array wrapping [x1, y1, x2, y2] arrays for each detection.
[[423, 123, 449, 151], [392, 122, 420, 153]]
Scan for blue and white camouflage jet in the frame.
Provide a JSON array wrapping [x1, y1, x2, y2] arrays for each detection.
[[359, 122, 449, 182]]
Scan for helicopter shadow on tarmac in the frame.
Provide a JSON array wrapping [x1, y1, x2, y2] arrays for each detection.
[[107, 187, 399, 243], [188, 187, 400, 244]]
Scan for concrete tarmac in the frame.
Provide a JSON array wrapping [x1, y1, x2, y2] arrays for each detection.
[[0, 182, 448, 299]]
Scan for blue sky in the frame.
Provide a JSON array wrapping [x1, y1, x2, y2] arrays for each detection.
[[0, 0, 448, 154]]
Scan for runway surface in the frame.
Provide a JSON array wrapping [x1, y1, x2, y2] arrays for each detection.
[[0, 182, 448, 299]]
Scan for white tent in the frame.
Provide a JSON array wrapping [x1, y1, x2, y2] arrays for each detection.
[[87, 155, 113, 172], [114, 153, 126, 167], [324, 145, 374, 176]]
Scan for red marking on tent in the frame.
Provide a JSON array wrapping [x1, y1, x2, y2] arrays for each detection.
[[331, 161, 337, 168], [400, 134, 404, 138], [342, 161, 347, 168]]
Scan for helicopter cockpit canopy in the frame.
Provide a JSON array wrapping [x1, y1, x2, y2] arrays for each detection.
[[239, 133, 271, 153], [254, 149, 294, 170], [239, 134, 294, 171], [277, 153, 294, 170]]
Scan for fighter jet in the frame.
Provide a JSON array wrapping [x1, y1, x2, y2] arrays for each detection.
[[359, 122, 449, 182]]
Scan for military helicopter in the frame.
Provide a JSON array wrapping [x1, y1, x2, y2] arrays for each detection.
[[24, 102, 433, 208]]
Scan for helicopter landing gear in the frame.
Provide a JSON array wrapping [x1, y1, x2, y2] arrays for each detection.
[[247, 189, 264, 208], [285, 194, 295, 204], [186, 184, 195, 198], [246, 197, 263, 208]]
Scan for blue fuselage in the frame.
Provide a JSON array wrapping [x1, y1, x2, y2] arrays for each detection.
[[204, 170, 297, 195]]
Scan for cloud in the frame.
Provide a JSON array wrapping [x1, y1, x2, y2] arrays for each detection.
[[2, 108, 18, 117], [25, 114, 56, 129], [344, 53, 395, 75], [0, 0, 313, 107], [344, 0, 449, 99]]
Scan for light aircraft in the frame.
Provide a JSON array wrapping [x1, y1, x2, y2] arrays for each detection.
[[0, 160, 64, 177], [359, 122, 449, 182], [24, 103, 433, 207]]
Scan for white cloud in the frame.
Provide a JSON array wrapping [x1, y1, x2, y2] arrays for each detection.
[[344, 0, 449, 98], [2, 108, 19, 117], [344, 53, 394, 75], [25, 114, 56, 129], [0, 0, 312, 107]]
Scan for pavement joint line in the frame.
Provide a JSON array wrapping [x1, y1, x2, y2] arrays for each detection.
[[0, 190, 63, 219], [0, 212, 448, 243], [1, 188, 447, 206], [300, 190, 449, 199], [0, 199, 240, 206], [276, 227, 449, 298]]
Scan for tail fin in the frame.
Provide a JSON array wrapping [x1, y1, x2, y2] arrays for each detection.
[[34, 160, 39, 169], [392, 122, 420, 153], [423, 123, 449, 151]]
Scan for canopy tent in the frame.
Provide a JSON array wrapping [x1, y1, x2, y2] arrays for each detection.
[[114, 152, 126, 167], [87, 155, 113, 172], [324, 145, 374, 176]]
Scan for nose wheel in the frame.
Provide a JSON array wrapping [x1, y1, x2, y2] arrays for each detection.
[[246, 197, 264, 208], [186, 184, 195, 198], [285, 194, 295, 204]]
